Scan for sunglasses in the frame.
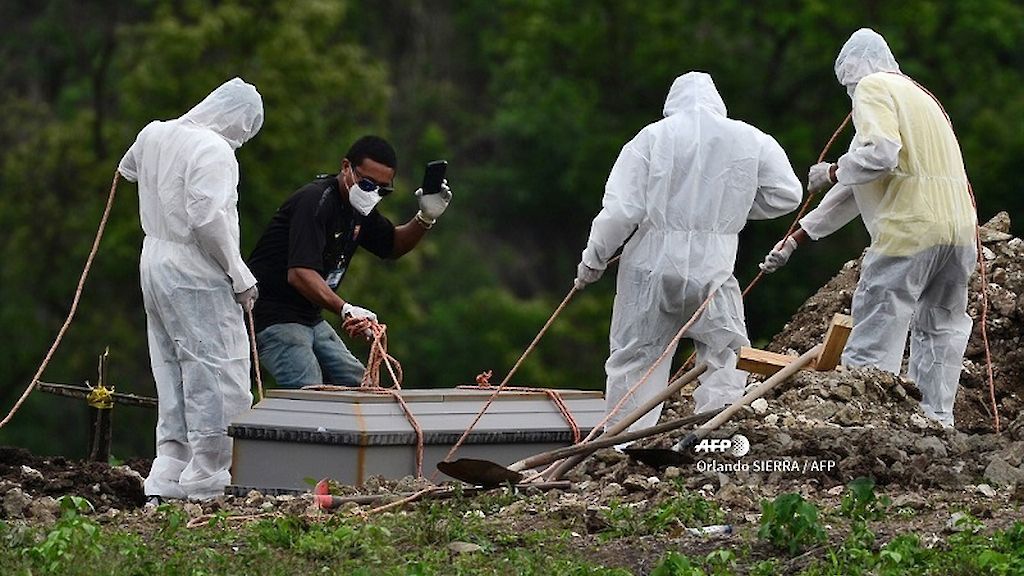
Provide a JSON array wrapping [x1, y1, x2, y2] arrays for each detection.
[[351, 165, 394, 197]]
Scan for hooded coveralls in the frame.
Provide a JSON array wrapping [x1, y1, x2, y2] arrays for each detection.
[[581, 72, 802, 432], [799, 29, 977, 426], [118, 78, 264, 499]]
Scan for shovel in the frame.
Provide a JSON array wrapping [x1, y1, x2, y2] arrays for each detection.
[[439, 362, 706, 486], [626, 343, 822, 469], [437, 406, 723, 487]]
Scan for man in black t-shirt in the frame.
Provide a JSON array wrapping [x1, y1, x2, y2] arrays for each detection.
[[248, 135, 452, 387]]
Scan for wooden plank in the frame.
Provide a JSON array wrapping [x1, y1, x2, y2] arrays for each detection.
[[35, 381, 158, 408], [815, 314, 854, 371], [737, 314, 853, 377], [737, 347, 817, 376]]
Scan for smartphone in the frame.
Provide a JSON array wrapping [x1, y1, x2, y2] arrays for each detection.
[[421, 160, 448, 195]]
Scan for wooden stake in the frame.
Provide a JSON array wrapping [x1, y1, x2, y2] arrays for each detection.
[[815, 314, 853, 371], [88, 349, 112, 463]]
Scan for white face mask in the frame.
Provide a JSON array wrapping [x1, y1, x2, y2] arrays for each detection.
[[348, 182, 383, 216]]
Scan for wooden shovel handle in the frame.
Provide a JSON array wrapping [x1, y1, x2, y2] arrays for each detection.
[[675, 343, 823, 450], [544, 362, 708, 480], [510, 407, 722, 472]]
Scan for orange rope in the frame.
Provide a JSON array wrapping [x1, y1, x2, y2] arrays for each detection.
[[302, 381, 426, 477], [438, 286, 579, 468], [970, 188, 997, 432], [0, 171, 120, 429], [581, 287, 718, 443], [353, 318, 424, 474], [308, 318, 426, 475], [899, 74, 997, 432], [460, 371, 582, 443], [437, 255, 628, 471], [345, 318, 403, 389], [369, 388, 425, 476]]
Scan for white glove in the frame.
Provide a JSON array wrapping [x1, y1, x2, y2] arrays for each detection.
[[341, 302, 377, 322], [574, 262, 604, 290], [414, 180, 453, 225], [807, 162, 836, 193], [234, 285, 258, 311], [759, 236, 799, 274]]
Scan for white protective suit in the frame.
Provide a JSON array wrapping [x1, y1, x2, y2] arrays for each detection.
[[118, 78, 263, 499], [799, 29, 977, 426], [581, 72, 802, 431]]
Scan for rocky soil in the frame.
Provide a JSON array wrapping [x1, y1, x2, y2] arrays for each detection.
[[764, 211, 1023, 433]]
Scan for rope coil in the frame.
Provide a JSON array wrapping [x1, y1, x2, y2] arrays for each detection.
[[303, 318, 425, 476]]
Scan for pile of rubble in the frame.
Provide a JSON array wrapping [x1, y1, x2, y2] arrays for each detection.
[[767, 211, 1023, 432]]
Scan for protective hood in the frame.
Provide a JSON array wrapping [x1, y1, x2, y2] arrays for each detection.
[[663, 71, 727, 118], [181, 77, 264, 149], [834, 28, 900, 89]]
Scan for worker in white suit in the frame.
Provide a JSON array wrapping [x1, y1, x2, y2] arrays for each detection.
[[118, 78, 263, 500], [576, 71, 802, 432], [760, 29, 977, 427]]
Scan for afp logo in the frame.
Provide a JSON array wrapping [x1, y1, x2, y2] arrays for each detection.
[[693, 434, 750, 457]]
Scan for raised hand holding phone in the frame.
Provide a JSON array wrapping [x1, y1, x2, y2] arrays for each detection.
[[415, 160, 452, 227], [421, 160, 447, 195]]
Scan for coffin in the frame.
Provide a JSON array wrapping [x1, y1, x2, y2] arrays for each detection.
[[227, 387, 604, 494]]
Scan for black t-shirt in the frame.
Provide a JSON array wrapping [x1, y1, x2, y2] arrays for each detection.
[[248, 175, 395, 332]]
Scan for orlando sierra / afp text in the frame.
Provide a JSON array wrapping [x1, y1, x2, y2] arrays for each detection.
[[696, 459, 838, 474]]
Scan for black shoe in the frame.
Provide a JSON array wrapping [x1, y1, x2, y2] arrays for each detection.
[[145, 495, 164, 508]]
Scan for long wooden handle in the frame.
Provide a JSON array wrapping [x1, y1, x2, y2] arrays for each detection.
[[544, 362, 707, 480], [604, 362, 708, 438], [675, 344, 822, 450], [509, 407, 721, 472]]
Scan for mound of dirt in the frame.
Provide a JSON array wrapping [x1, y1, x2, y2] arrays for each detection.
[[0, 446, 148, 521], [767, 211, 1022, 432]]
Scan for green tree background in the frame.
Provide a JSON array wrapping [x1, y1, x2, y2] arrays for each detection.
[[1, 0, 1020, 458]]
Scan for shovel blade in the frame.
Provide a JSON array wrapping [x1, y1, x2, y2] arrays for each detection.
[[623, 447, 691, 469], [436, 458, 525, 487]]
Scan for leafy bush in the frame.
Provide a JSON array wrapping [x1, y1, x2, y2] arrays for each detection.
[[651, 551, 706, 576], [758, 492, 827, 555], [24, 496, 102, 574], [877, 534, 931, 574], [599, 500, 646, 539], [601, 488, 725, 539], [840, 477, 891, 521], [703, 549, 737, 575]]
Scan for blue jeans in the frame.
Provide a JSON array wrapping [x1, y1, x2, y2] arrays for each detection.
[[256, 321, 365, 388]]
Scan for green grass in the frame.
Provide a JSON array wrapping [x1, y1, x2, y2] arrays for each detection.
[[0, 492, 627, 576], [2, 487, 1023, 576], [599, 482, 727, 540]]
